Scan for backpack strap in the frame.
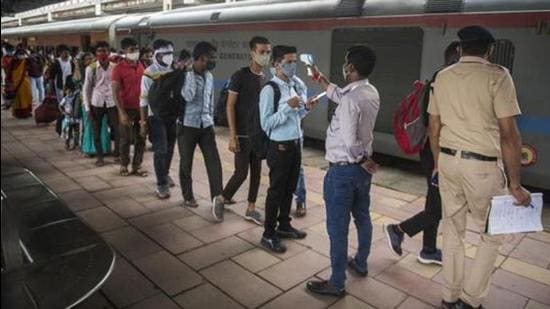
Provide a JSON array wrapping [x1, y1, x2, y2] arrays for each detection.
[[265, 81, 280, 113]]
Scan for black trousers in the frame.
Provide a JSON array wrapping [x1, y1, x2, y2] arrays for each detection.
[[222, 137, 262, 203], [264, 140, 301, 238], [91, 105, 119, 158], [399, 140, 442, 253], [148, 116, 177, 187], [178, 124, 223, 201]]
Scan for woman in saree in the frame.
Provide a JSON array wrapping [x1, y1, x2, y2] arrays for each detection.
[[10, 48, 32, 118]]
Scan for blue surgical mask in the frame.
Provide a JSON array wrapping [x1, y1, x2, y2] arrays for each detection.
[[281, 62, 297, 78]]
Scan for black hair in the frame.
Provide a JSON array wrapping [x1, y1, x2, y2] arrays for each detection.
[[460, 41, 491, 57], [57, 44, 69, 53], [444, 41, 461, 65], [249, 36, 270, 50], [271, 45, 297, 63], [179, 49, 191, 61], [3, 42, 14, 52], [192, 41, 217, 60], [140, 47, 153, 56], [95, 41, 110, 50], [152, 39, 173, 51], [121, 37, 138, 50], [346, 45, 376, 77], [64, 77, 76, 91]]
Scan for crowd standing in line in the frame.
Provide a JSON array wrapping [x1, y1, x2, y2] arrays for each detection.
[[0, 25, 532, 308]]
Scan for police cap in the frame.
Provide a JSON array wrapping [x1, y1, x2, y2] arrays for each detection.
[[457, 26, 496, 44]]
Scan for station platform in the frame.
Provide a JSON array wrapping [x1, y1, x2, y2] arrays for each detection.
[[2, 110, 549, 309]]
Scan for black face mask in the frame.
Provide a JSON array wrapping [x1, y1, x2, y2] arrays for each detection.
[[206, 60, 216, 71]]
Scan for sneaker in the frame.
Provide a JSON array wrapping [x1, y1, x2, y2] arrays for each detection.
[[456, 299, 484, 309], [294, 202, 307, 218], [95, 157, 105, 167], [261, 236, 287, 253], [155, 186, 170, 199], [183, 198, 199, 208], [306, 280, 345, 297], [347, 256, 368, 277], [441, 300, 460, 309], [212, 196, 224, 222], [417, 249, 443, 266], [245, 209, 263, 226], [276, 225, 307, 239], [383, 224, 404, 256], [166, 175, 176, 188]]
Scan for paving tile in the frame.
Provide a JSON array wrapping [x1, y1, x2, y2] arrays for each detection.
[[179, 236, 253, 270], [509, 237, 550, 269], [200, 260, 281, 308], [59, 190, 103, 211], [396, 254, 441, 279], [77, 206, 127, 232], [129, 207, 193, 229], [142, 223, 203, 255], [173, 215, 212, 232], [43, 176, 82, 193], [492, 269, 550, 305], [103, 197, 151, 219], [501, 257, 550, 285], [126, 293, 181, 309], [232, 248, 282, 273], [346, 277, 407, 308], [262, 284, 336, 309], [329, 295, 375, 309], [102, 226, 163, 261], [74, 292, 114, 309], [190, 216, 257, 243], [101, 257, 159, 308], [525, 300, 550, 309], [376, 265, 442, 306], [134, 251, 203, 296], [485, 284, 528, 309], [528, 231, 550, 244], [397, 297, 435, 309], [174, 283, 244, 309], [258, 250, 330, 290]]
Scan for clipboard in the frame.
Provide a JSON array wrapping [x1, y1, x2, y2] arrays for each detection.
[[486, 193, 544, 235]]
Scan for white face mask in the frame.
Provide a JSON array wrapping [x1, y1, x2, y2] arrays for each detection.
[[161, 54, 174, 67], [253, 52, 271, 67], [126, 52, 140, 61]]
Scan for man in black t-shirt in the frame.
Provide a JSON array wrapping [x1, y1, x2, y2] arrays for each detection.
[[221, 36, 272, 225]]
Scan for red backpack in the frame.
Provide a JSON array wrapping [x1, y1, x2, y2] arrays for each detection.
[[393, 80, 428, 155]]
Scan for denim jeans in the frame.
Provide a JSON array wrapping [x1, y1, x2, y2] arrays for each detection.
[[149, 116, 177, 188], [30, 76, 45, 104], [324, 164, 373, 289], [294, 137, 306, 204]]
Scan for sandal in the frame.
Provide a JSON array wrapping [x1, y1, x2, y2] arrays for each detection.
[[120, 166, 130, 176], [131, 168, 148, 177]]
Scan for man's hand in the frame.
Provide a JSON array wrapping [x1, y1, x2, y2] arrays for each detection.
[[510, 186, 531, 207], [306, 97, 319, 110], [361, 158, 379, 174], [287, 96, 301, 109], [139, 122, 148, 138], [119, 110, 130, 127], [228, 137, 240, 153]]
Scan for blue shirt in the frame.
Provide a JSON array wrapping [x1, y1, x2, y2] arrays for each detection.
[[259, 76, 307, 142], [181, 69, 214, 128]]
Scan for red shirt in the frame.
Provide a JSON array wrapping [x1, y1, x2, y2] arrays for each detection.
[[111, 59, 144, 109]]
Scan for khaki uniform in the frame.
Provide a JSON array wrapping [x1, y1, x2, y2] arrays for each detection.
[[428, 56, 521, 306]]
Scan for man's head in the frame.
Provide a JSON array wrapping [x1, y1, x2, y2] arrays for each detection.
[[140, 47, 154, 67], [95, 41, 110, 63], [175, 49, 192, 70], [81, 52, 94, 67], [14, 48, 28, 60], [152, 39, 174, 68], [192, 41, 217, 72], [444, 41, 461, 66], [249, 36, 271, 68], [457, 25, 496, 59], [121, 37, 139, 62], [271, 45, 297, 79], [57, 44, 70, 60], [342, 45, 376, 83]]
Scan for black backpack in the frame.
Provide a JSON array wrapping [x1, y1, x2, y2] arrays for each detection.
[[250, 81, 280, 160], [214, 79, 230, 126], [146, 69, 186, 120]]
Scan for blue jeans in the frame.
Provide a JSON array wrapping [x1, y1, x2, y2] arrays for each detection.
[[148, 116, 176, 188], [324, 164, 373, 289], [30, 76, 45, 104], [294, 137, 306, 204]]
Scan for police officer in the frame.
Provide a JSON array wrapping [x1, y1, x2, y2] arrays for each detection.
[[428, 26, 531, 309]]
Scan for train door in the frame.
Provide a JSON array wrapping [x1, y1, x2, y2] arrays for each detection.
[[329, 27, 424, 156]]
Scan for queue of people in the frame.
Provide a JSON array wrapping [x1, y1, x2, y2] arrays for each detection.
[[1, 25, 532, 309]]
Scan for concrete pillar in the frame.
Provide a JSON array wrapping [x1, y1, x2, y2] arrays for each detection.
[[95, 0, 102, 15], [163, 0, 173, 11]]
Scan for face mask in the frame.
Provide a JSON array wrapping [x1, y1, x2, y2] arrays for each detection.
[[161, 54, 173, 67], [253, 52, 271, 67], [206, 60, 216, 71], [126, 52, 140, 61], [269, 67, 277, 76], [281, 62, 297, 78]]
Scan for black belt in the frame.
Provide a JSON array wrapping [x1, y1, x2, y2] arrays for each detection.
[[440, 147, 497, 162], [329, 157, 368, 167], [272, 139, 300, 146]]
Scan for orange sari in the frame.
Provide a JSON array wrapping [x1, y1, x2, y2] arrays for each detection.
[[11, 59, 32, 118]]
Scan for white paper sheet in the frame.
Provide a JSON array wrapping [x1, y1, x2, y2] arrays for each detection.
[[487, 193, 544, 235]]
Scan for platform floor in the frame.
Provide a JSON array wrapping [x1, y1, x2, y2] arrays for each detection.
[[2, 110, 549, 309]]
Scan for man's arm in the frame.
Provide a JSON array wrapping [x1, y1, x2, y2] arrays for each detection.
[[226, 91, 239, 152], [428, 114, 441, 171], [498, 116, 531, 206], [82, 66, 93, 113], [139, 74, 151, 136], [182, 71, 197, 103]]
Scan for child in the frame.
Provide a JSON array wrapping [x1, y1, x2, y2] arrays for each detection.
[[59, 78, 82, 150]]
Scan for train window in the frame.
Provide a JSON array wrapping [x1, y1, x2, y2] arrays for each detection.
[[491, 39, 515, 73], [329, 27, 423, 133]]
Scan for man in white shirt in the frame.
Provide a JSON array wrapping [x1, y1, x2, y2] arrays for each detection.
[[82, 41, 118, 167]]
